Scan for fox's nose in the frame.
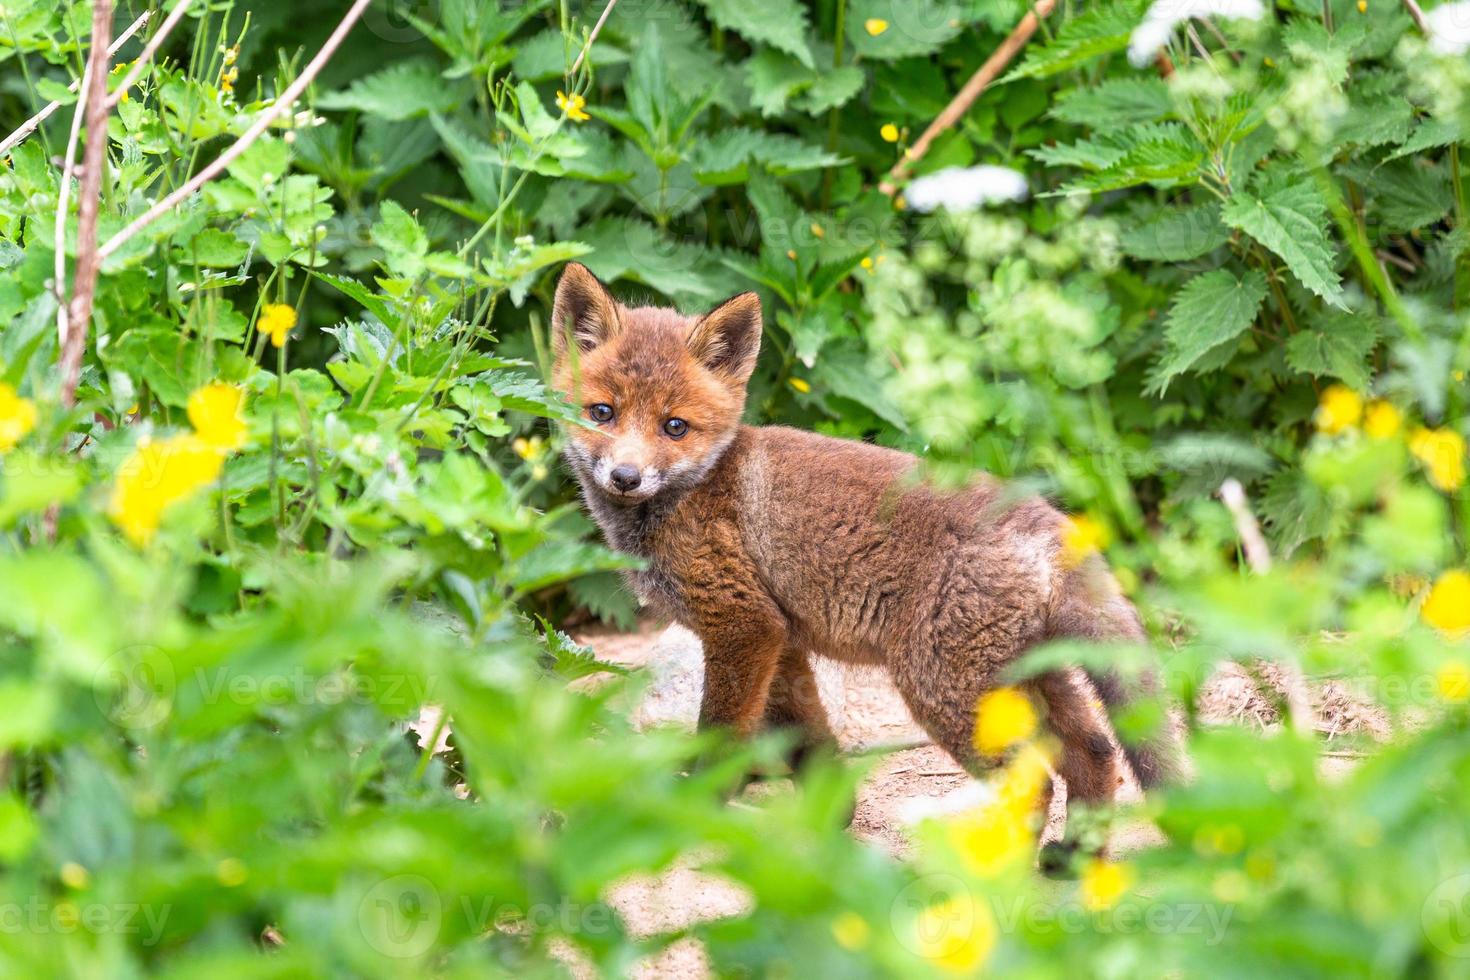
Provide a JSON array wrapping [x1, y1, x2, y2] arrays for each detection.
[[609, 464, 642, 492]]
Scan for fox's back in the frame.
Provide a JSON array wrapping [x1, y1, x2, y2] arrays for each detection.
[[727, 425, 1066, 664]]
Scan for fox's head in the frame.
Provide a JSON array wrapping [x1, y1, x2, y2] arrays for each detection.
[[551, 262, 761, 504]]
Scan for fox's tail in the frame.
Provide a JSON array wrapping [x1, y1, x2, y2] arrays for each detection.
[[1047, 571, 1183, 790]]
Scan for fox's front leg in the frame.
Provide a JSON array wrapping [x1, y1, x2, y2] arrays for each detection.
[[680, 527, 787, 738]]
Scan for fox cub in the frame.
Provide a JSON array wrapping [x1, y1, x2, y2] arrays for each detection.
[[551, 262, 1176, 808]]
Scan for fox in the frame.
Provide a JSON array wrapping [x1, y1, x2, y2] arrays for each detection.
[[549, 261, 1178, 820]]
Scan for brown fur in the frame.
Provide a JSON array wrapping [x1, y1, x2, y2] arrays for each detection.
[[551, 263, 1178, 812]]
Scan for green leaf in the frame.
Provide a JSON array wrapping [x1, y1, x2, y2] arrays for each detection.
[[567, 574, 640, 630], [693, 0, 814, 68], [370, 200, 429, 278], [1368, 161, 1453, 233], [1008, 1, 1145, 79], [318, 61, 463, 120], [1222, 176, 1344, 307], [845, 0, 965, 60], [1154, 269, 1267, 387], [689, 128, 844, 184], [1050, 77, 1172, 128], [1120, 203, 1229, 261], [1285, 311, 1381, 390]]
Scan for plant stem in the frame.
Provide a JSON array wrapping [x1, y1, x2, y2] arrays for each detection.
[[820, 0, 848, 209]]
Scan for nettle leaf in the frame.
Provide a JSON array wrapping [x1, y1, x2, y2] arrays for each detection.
[[693, 0, 814, 68], [1050, 77, 1172, 128], [318, 60, 463, 120], [689, 128, 844, 184], [1389, 116, 1464, 160], [1154, 269, 1267, 388], [1285, 311, 1381, 390], [1008, 0, 1145, 79], [1261, 467, 1344, 557], [795, 64, 865, 114], [1222, 175, 1345, 307], [1366, 160, 1452, 233], [1334, 94, 1414, 148], [844, 0, 965, 60], [371, 201, 429, 278], [1120, 202, 1229, 261]]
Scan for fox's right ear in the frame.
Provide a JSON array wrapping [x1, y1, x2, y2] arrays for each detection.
[[551, 263, 620, 360]]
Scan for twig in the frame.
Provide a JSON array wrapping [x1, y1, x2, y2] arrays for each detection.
[[105, 0, 197, 109], [0, 10, 151, 157], [59, 0, 113, 409], [1400, 0, 1430, 34], [1218, 477, 1271, 574], [55, 59, 93, 348], [570, 0, 620, 75], [879, 0, 1056, 196], [96, 0, 375, 263]]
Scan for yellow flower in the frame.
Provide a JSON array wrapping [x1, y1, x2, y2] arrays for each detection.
[[996, 742, 1051, 813], [1362, 400, 1401, 439], [257, 303, 297, 348], [1423, 570, 1470, 635], [1410, 427, 1466, 492], [216, 857, 248, 887], [912, 892, 996, 973], [60, 862, 89, 890], [108, 434, 225, 545], [187, 383, 248, 452], [809, 222, 825, 239], [1439, 661, 1470, 702], [788, 377, 811, 394], [1357, 0, 1366, 10], [556, 90, 590, 123], [786, 249, 797, 260], [1080, 859, 1134, 911], [865, 17, 889, 36], [974, 687, 1037, 756], [0, 383, 38, 452], [947, 801, 1032, 877], [880, 122, 900, 143], [1061, 513, 1109, 568], [830, 911, 870, 950], [1315, 384, 1362, 435], [894, 195, 907, 211]]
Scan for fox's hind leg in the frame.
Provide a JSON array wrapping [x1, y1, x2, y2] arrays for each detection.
[[762, 646, 836, 771]]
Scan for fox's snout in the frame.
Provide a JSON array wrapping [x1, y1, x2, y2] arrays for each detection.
[[590, 449, 663, 501], [609, 464, 642, 492]]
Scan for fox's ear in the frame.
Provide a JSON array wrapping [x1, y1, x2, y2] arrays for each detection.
[[687, 292, 762, 385], [552, 263, 620, 359]]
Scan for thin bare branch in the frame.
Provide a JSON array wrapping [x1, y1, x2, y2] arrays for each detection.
[[59, 0, 114, 409], [570, 0, 620, 75], [97, 0, 375, 263], [54, 58, 93, 349], [106, 0, 197, 109], [1218, 477, 1272, 574], [1401, 0, 1431, 34], [880, 0, 1057, 196], [0, 10, 151, 158]]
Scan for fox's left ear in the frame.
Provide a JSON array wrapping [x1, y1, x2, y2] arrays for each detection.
[[687, 292, 762, 385]]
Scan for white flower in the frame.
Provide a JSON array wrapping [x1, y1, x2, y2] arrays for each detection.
[[903, 165, 1029, 213], [1427, 1, 1470, 55], [1128, 0, 1265, 67]]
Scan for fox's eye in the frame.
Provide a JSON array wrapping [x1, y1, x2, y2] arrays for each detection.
[[663, 418, 688, 439], [588, 403, 614, 424]]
